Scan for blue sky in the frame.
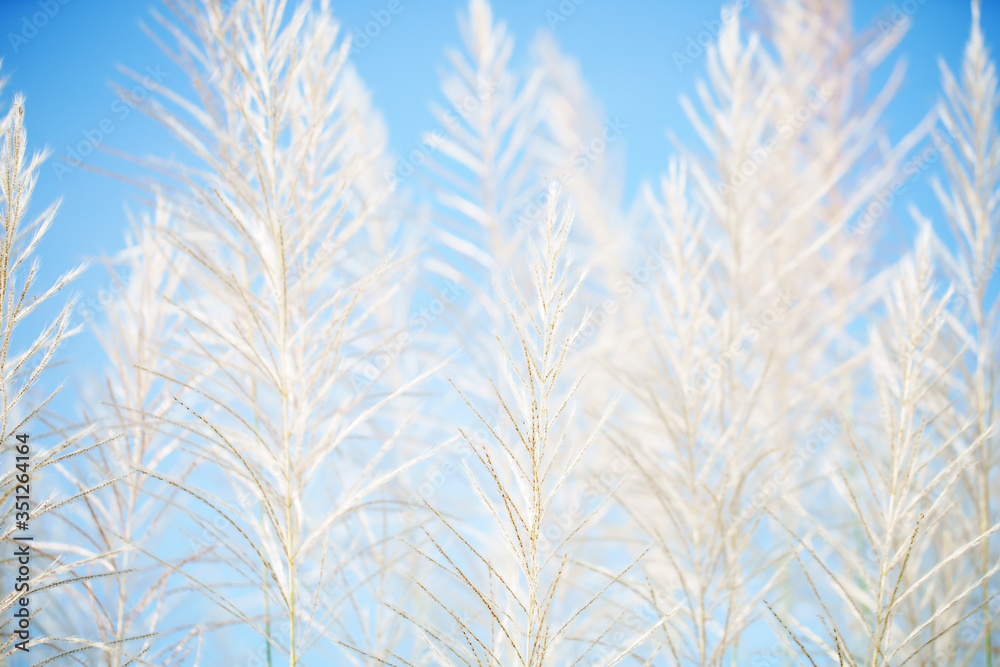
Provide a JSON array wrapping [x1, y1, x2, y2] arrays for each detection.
[[0, 2, 996, 662], [0, 0, 995, 401]]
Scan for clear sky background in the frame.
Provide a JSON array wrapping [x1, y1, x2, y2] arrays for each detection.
[[0, 0, 995, 409], [0, 2, 996, 661]]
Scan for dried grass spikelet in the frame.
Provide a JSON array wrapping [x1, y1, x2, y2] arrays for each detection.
[[605, 0, 936, 662], [906, 1, 1000, 662], [769, 223, 1000, 665], [0, 72, 128, 662], [119, 0, 438, 662], [47, 200, 203, 665], [421, 0, 549, 373], [397, 189, 670, 666]]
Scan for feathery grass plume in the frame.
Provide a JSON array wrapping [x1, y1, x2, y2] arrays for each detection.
[[121, 0, 436, 662], [412, 5, 623, 548], [421, 2, 624, 374], [44, 200, 202, 665], [529, 31, 629, 283], [605, 0, 932, 662], [398, 191, 666, 666], [908, 1, 1000, 661], [0, 71, 121, 660], [769, 225, 1000, 666], [420, 0, 548, 360], [527, 33, 639, 389], [405, 3, 557, 597], [606, 158, 751, 666]]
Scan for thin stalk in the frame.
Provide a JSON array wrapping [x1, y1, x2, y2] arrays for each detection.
[[252, 378, 273, 667]]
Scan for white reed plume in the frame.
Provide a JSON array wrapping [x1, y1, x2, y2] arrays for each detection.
[[908, 1, 1000, 661], [398, 191, 669, 666], [0, 70, 126, 662], [420, 0, 548, 365], [607, 0, 930, 662], [45, 200, 203, 665], [769, 224, 1000, 666], [117, 0, 439, 662]]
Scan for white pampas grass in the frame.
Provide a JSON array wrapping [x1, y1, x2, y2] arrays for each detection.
[[12, 0, 996, 664], [0, 72, 132, 662], [399, 192, 666, 666], [103, 0, 438, 662]]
